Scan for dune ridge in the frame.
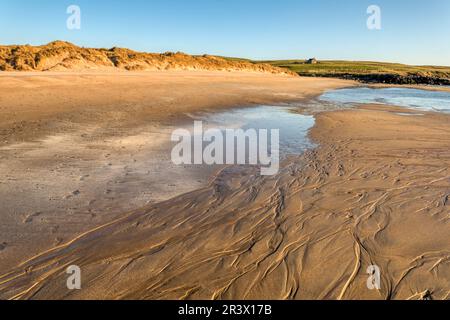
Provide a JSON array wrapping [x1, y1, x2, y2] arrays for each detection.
[[0, 41, 296, 75]]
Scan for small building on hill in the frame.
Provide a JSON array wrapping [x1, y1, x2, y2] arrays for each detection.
[[305, 58, 318, 64]]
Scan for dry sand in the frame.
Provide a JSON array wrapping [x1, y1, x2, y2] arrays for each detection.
[[0, 72, 448, 300]]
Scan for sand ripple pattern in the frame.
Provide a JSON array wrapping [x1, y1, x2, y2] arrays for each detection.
[[0, 107, 449, 300]]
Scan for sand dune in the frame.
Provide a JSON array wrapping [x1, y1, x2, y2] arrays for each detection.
[[0, 100, 448, 299], [0, 41, 296, 75]]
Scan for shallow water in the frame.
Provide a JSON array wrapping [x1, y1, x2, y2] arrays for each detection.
[[319, 87, 450, 112], [192, 105, 316, 157]]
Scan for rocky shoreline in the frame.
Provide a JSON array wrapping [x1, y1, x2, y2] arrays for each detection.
[[297, 72, 450, 86]]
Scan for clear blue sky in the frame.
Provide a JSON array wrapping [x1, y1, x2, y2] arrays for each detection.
[[1, 0, 449, 66]]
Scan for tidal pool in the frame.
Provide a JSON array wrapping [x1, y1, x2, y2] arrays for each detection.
[[319, 87, 450, 113]]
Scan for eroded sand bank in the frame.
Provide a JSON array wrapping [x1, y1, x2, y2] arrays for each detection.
[[1, 98, 449, 299]]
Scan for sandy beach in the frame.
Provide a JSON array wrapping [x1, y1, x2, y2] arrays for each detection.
[[2, 1, 450, 314], [0, 71, 448, 300], [0, 71, 351, 274]]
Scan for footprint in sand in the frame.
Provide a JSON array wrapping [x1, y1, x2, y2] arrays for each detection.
[[80, 174, 90, 181], [23, 212, 43, 224], [65, 190, 81, 199], [0, 242, 7, 251]]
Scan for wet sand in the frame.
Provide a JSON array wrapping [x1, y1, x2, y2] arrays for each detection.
[[370, 83, 450, 93], [0, 71, 352, 275], [1, 83, 449, 299]]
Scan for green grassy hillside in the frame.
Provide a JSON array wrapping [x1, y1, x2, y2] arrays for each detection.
[[222, 57, 450, 85]]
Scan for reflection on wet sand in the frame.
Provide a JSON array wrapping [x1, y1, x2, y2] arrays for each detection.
[[1, 104, 449, 300]]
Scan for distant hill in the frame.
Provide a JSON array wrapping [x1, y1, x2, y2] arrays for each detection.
[[219, 56, 450, 85], [0, 41, 297, 76], [4, 42, 447, 85], [260, 59, 450, 85]]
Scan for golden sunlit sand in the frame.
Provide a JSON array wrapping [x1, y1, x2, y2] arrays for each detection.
[[0, 71, 350, 274], [0, 71, 449, 300]]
